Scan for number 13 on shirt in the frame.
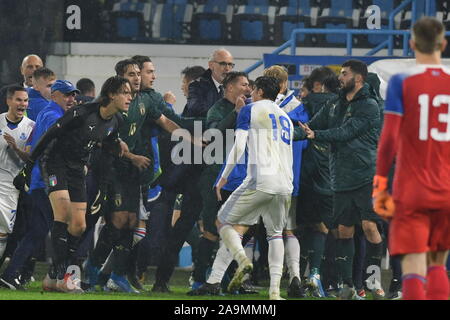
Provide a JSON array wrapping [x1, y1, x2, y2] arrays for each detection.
[[418, 94, 450, 141]]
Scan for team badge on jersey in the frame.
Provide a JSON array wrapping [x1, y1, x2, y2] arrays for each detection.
[[49, 175, 58, 187], [106, 127, 114, 136], [19, 132, 27, 140], [139, 103, 145, 116], [115, 194, 122, 207]]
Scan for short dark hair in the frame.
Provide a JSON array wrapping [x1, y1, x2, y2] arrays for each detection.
[[413, 17, 446, 54], [321, 70, 340, 93], [301, 76, 313, 92], [131, 55, 152, 70], [32, 67, 55, 80], [181, 65, 206, 82], [341, 59, 368, 81], [309, 67, 336, 86], [254, 76, 280, 101], [98, 76, 131, 106], [76, 78, 95, 95], [115, 59, 139, 76], [6, 85, 27, 99], [222, 71, 248, 89]]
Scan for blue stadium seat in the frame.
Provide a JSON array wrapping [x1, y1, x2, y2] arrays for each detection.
[[232, 2, 277, 44], [274, 1, 314, 45], [111, 0, 153, 40], [152, 0, 194, 41], [191, 0, 231, 42], [317, 0, 359, 27], [317, 19, 353, 46]]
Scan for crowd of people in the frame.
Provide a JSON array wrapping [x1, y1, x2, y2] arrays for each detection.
[[0, 17, 448, 300]]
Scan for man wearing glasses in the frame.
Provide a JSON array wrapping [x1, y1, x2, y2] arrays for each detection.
[[182, 48, 234, 118]]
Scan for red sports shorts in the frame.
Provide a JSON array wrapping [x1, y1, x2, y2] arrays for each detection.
[[389, 199, 450, 256]]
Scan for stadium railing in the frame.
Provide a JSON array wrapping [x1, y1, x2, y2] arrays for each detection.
[[244, 0, 448, 74]]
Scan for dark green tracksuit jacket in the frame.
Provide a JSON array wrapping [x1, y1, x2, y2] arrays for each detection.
[[300, 92, 337, 196], [307, 83, 381, 192]]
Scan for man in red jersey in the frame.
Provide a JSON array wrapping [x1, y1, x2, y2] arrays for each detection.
[[373, 17, 450, 300]]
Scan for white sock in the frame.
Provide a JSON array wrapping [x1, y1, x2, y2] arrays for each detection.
[[206, 241, 234, 284], [244, 237, 255, 262], [0, 235, 7, 259], [242, 237, 255, 282], [219, 225, 247, 265], [284, 234, 300, 283], [268, 235, 284, 295]]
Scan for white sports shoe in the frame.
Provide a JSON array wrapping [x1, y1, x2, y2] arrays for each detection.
[[269, 291, 286, 300]]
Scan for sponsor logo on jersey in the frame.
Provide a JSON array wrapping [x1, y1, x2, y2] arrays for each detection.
[[49, 175, 58, 187], [139, 103, 145, 116]]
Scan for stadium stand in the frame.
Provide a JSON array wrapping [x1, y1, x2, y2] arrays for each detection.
[[274, 0, 315, 45], [231, 0, 278, 44], [111, 0, 153, 41], [190, 0, 232, 43], [88, 0, 446, 47]]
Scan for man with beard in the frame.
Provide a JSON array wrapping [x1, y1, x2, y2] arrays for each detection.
[[300, 60, 385, 300]]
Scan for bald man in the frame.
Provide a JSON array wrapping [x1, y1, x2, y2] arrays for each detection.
[[0, 54, 44, 114], [182, 48, 234, 117]]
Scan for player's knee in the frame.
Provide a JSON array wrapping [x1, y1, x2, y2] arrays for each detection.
[[362, 220, 379, 239], [111, 211, 128, 229], [337, 225, 354, 239], [315, 223, 329, 234], [128, 214, 138, 230], [203, 231, 219, 242], [70, 222, 86, 236]]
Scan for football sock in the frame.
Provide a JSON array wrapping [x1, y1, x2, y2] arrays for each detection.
[[402, 273, 426, 300], [207, 241, 233, 284], [365, 240, 383, 277], [91, 223, 121, 268], [112, 230, 133, 276], [0, 235, 8, 259], [268, 235, 284, 295], [100, 251, 113, 275], [300, 229, 311, 278], [390, 254, 402, 282], [244, 237, 255, 262], [193, 237, 217, 283], [51, 221, 69, 279], [309, 231, 327, 272], [426, 265, 449, 300], [132, 227, 146, 247], [336, 238, 354, 287], [67, 232, 81, 266], [219, 225, 247, 265], [284, 234, 300, 283]]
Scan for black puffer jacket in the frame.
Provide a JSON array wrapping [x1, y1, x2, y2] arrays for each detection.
[[308, 83, 381, 192]]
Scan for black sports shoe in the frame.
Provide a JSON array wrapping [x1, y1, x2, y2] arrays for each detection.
[[187, 282, 222, 296], [239, 279, 259, 294], [386, 279, 402, 300], [0, 277, 25, 290], [287, 276, 306, 298], [128, 273, 144, 291], [152, 282, 171, 293], [96, 271, 111, 287]]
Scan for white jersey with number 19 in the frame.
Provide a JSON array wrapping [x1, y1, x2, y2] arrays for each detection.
[[223, 99, 294, 195]]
